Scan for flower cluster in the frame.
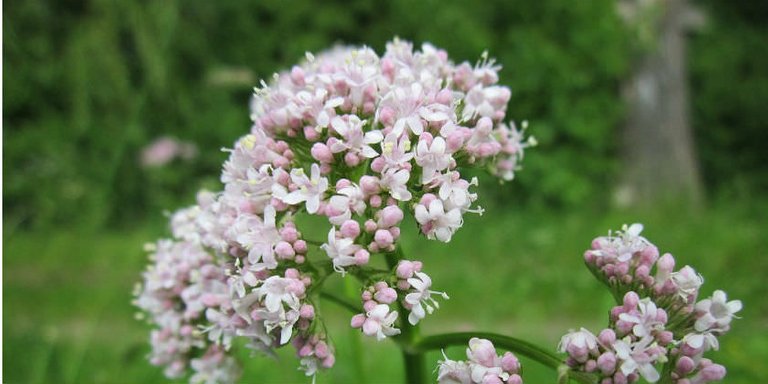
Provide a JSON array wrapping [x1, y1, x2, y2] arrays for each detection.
[[559, 224, 741, 383], [437, 338, 523, 384], [135, 38, 530, 382]]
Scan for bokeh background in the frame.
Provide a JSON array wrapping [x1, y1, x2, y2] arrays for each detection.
[[4, 0, 767, 382]]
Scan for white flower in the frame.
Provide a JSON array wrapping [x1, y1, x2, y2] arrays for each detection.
[[404, 271, 449, 325], [694, 290, 742, 332], [682, 332, 719, 352], [379, 168, 412, 201], [379, 132, 414, 172], [327, 184, 366, 225], [671, 266, 703, 301], [329, 115, 383, 158], [436, 173, 479, 212], [557, 328, 598, 354], [436, 351, 472, 384], [618, 298, 666, 338], [415, 199, 462, 242], [280, 164, 328, 214], [320, 227, 361, 273], [591, 223, 648, 262], [415, 136, 452, 183], [233, 206, 281, 271], [255, 276, 302, 314], [362, 304, 400, 341], [613, 337, 662, 383]]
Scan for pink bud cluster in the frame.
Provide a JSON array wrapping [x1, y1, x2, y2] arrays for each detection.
[[292, 334, 336, 377], [133, 240, 236, 380], [136, 38, 530, 382], [560, 224, 742, 383], [351, 282, 401, 341], [437, 338, 523, 384]]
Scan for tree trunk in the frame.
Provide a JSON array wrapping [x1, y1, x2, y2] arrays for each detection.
[[616, 0, 703, 207]]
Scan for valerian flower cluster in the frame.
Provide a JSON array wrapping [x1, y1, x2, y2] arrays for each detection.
[[558, 224, 742, 383], [437, 338, 523, 384], [134, 38, 532, 383]]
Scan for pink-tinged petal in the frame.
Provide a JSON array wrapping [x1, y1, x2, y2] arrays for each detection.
[[264, 205, 276, 227], [435, 227, 452, 242], [405, 292, 422, 305], [393, 119, 406, 136], [311, 163, 321, 181], [727, 300, 742, 314], [638, 363, 659, 383], [362, 319, 379, 336], [306, 195, 320, 214], [365, 130, 383, 144], [414, 205, 430, 224], [408, 116, 423, 135], [361, 146, 379, 158], [282, 191, 306, 205], [432, 137, 446, 154], [428, 199, 444, 217], [331, 117, 348, 135], [414, 271, 432, 286], [394, 169, 410, 184], [280, 324, 293, 345]]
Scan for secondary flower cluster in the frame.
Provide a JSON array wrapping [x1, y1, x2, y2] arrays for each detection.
[[135, 38, 530, 383], [559, 224, 741, 383], [437, 338, 523, 384]]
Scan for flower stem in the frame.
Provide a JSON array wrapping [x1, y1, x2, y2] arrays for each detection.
[[414, 332, 597, 384], [386, 246, 428, 384], [319, 291, 361, 313]]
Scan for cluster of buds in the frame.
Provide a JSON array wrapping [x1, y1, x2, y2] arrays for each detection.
[[437, 338, 523, 384], [135, 38, 530, 382], [560, 224, 741, 383]]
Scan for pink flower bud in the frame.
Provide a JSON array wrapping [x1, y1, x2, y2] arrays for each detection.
[[322, 354, 336, 368], [374, 287, 398, 304], [340, 220, 361, 238], [379, 106, 395, 125], [379, 205, 404, 227], [397, 280, 411, 290], [363, 300, 376, 312], [396, 260, 415, 279], [371, 157, 386, 172], [364, 219, 378, 233], [285, 268, 300, 279], [293, 240, 307, 254], [507, 374, 522, 384], [419, 193, 437, 206], [597, 352, 616, 375], [481, 375, 502, 384], [436, 88, 453, 105], [335, 178, 351, 190], [675, 356, 696, 375], [299, 345, 313, 357], [360, 176, 380, 194], [303, 125, 320, 141], [315, 341, 329, 358], [275, 241, 295, 259], [350, 314, 366, 328], [598, 329, 616, 345], [280, 226, 299, 243], [311, 143, 334, 163], [446, 131, 465, 152], [623, 291, 640, 309], [501, 352, 520, 372], [361, 291, 373, 300], [299, 304, 315, 319], [467, 338, 497, 366], [389, 227, 401, 239], [374, 229, 394, 248], [344, 152, 361, 166], [698, 363, 726, 381], [369, 194, 383, 208]]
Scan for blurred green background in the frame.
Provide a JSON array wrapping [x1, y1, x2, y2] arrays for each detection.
[[4, 0, 767, 383]]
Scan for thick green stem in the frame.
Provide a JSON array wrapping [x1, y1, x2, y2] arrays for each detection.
[[414, 332, 597, 384]]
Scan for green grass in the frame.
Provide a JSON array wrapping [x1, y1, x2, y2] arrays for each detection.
[[4, 201, 768, 383]]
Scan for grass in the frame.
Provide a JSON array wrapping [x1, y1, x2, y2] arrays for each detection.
[[4, 200, 768, 383]]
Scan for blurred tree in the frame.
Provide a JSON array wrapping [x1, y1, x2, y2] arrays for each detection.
[[615, 0, 704, 207]]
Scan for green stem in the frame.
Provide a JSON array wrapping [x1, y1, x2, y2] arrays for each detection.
[[414, 332, 597, 384], [386, 246, 428, 384], [319, 291, 361, 313]]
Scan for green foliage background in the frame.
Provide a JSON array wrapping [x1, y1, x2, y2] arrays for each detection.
[[4, 0, 768, 383]]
